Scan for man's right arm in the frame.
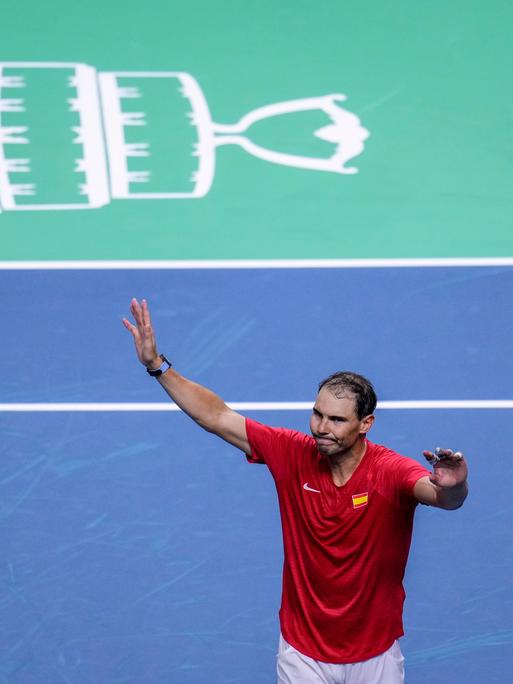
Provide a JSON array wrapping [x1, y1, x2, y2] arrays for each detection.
[[123, 298, 251, 454], [154, 367, 250, 453]]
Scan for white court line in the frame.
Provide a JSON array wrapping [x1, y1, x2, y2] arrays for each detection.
[[1, 400, 512, 412], [1, 258, 513, 270]]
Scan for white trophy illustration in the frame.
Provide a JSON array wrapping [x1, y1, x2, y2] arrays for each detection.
[[0, 62, 370, 212]]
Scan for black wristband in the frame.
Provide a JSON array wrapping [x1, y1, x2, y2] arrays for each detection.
[[146, 354, 172, 377]]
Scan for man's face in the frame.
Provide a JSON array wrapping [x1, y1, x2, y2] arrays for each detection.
[[309, 387, 374, 456]]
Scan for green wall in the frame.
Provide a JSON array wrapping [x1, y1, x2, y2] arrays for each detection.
[[1, 0, 511, 259]]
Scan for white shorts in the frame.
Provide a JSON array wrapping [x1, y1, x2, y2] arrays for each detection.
[[277, 634, 405, 684]]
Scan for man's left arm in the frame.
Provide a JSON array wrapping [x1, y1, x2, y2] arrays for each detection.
[[413, 449, 469, 510]]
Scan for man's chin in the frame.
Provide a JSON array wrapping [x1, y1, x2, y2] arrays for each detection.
[[315, 438, 338, 452]]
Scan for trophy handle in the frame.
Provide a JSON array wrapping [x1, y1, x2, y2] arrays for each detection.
[[211, 94, 348, 134], [214, 135, 359, 174], [212, 94, 369, 174]]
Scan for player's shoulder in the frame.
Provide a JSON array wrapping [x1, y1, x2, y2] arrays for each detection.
[[367, 440, 420, 470], [368, 440, 402, 460], [246, 417, 315, 449]]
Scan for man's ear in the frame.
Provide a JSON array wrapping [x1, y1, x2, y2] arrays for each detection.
[[360, 414, 375, 435]]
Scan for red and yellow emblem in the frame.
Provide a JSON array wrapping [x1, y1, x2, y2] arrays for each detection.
[[352, 492, 369, 509]]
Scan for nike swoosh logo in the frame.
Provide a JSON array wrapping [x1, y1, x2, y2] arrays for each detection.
[[303, 483, 321, 493]]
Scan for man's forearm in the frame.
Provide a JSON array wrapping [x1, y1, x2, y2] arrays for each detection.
[[155, 367, 230, 432]]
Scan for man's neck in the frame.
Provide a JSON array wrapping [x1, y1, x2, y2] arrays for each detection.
[[328, 438, 367, 487]]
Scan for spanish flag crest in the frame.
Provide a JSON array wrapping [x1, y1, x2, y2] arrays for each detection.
[[352, 492, 369, 509]]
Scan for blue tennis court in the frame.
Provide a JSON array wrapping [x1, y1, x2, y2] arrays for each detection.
[[1, 263, 512, 683]]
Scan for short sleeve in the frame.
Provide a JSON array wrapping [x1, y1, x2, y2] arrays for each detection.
[[245, 417, 313, 480], [394, 455, 430, 497]]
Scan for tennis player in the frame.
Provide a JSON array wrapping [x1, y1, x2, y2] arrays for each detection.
[[123, 297, 468, 684]]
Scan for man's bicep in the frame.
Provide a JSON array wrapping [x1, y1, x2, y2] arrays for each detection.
[[413, 475, 439, 506], [214, 409, 251, 454]]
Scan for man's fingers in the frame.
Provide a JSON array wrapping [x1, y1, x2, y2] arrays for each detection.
[[130, 298, 143, 327], [141, 299, 156, 342], [423, 448, 464, 466], [142, 299, 152, 328], [435, 448, 464, 461], [423, 451, 440, 465], [122, 318, 138, 337], [125, 299, 147, 345], [122, 318, 133, 333], [122, 318, 143, 349], [129, 298, 154, 340], [125, 298, 158, 367]]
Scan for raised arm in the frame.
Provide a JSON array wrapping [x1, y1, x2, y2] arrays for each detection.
[[122, 298, 250, 454], [414, 448, 468, 510]]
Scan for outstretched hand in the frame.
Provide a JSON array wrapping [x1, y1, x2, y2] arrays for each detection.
[[122, 298, 160, 368], [422, 448, 468, 488]]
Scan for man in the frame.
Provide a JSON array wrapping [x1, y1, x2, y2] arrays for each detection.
[[123, 298, 468, 684]]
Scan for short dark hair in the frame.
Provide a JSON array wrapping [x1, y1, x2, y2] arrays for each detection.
[[318, 371, 377, 419]]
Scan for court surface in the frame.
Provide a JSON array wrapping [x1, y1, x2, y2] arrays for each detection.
[[1, 261, 512, 683]]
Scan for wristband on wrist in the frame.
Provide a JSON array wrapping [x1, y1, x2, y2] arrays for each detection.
[[146, 354, 172, 377]]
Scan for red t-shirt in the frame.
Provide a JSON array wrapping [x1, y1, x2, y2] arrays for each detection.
[[245, 418, 429, 664]]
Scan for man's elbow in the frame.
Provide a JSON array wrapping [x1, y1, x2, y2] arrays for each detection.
[[196, 406, 234, 435], [196, 415, 220, 433]]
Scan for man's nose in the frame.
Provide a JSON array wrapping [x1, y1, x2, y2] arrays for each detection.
[[317, 417, 329, 434]]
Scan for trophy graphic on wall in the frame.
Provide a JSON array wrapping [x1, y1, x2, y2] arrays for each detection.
[[0, 62, 370, 212]]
